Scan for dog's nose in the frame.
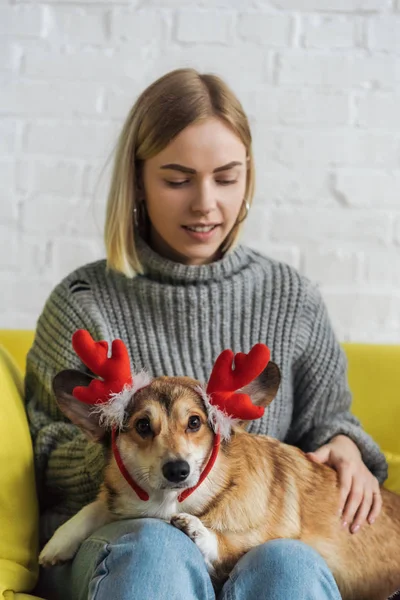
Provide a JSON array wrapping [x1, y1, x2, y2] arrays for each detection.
[[162, 460, 190, 483]]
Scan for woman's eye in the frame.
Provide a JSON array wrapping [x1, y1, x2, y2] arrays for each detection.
[[136, 418, 152, 436], [187, 416, 201, 431], [216, 180, 237, 186], [166, 180, 189, 188]]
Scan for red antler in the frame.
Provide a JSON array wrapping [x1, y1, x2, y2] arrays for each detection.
[[71, 329, 133, 404], [206, 344, 270, 421]]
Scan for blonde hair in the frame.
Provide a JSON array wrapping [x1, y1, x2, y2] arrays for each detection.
[[104, 68, 255, 277]]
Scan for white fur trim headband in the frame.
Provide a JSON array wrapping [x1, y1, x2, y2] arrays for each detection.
[[90, 371, 152, 429]]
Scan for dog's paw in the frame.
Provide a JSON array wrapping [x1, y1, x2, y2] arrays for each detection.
[[171, 513, 218, 569], [39, 532, 81, 568], [171, 513, 204, 540]]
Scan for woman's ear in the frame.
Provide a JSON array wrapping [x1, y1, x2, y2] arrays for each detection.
[[236, 361, 281, 429], [52, 370, 106, 442]]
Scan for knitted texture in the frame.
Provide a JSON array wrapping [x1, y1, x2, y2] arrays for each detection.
[[24, 238, 388, 543]]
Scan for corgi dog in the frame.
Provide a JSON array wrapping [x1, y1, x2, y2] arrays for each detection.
[[39, 331, 400, 600]]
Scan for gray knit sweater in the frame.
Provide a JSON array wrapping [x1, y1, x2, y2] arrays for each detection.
[[25, 238, 388, 544]]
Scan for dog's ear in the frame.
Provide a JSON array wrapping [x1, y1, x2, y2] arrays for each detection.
[[237, 361, 281, 428], [52, 370, 105, 442]]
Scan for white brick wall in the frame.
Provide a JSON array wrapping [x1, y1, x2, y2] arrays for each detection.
[[1, 0, 400, 343]]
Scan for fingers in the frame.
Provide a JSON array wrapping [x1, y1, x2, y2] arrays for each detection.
[[306, 446, 331, 464], [339, 470, 382, 534], [341, 480, 364, 528], [367, 481, 382, 525], [350, 489, 372, 533], [336, 460, 353, 517]]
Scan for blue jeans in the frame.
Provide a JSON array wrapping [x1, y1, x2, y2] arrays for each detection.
[[36, 518, 342, 600]]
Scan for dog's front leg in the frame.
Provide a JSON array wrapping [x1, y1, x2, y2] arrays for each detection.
[[171, 513, 219, 573], [39, 499, 114, 567]]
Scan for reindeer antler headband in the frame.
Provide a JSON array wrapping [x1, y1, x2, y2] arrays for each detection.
[[71, 329, 270, 502]]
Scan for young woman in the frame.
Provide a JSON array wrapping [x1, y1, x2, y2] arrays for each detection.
[[28, 68, 387, 600]]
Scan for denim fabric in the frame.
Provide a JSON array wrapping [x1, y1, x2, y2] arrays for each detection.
[[36, 518, 342, 600]]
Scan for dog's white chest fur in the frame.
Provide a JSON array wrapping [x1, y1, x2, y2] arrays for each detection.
[[115, 489, 181, 520]]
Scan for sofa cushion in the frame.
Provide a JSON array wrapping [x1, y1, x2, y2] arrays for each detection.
[[344, 343, 400, 494], [0, 345, 39, 598]]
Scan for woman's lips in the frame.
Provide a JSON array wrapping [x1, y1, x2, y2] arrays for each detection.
[[181, 224, 220, 242]]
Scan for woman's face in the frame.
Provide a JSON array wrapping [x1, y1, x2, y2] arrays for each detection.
[[142, 117, 248, 266]]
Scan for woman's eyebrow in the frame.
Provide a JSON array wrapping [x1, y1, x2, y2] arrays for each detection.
[[159, 161, 242, 174]]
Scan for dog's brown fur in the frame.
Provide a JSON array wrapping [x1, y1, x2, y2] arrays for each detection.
[[40, 364, 400, 600]]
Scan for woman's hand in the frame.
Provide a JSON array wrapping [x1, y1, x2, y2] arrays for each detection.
[[306, 434, 382, 534]]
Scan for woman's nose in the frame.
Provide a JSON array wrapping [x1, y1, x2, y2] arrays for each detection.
[[190, 182, 216, 215]]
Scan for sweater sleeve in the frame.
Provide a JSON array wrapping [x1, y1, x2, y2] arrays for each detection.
[[25, 276, 106, 519], [287, 280, 388, 485]]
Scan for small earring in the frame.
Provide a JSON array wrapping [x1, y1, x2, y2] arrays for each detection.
[[134, 200, 146, 229]]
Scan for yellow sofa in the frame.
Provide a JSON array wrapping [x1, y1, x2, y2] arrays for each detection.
[[1, 330, 400, 600]]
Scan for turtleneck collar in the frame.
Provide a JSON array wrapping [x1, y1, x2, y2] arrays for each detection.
[[135, 236, 253, 284]]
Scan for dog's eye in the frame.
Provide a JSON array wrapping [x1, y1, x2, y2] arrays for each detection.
[[136, 418, 151, 436], [187, 416, 201, 431]]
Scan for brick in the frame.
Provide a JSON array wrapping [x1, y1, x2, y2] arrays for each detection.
[[0, 229, 51, 278], [104, 84, 142, 118], [301, 15, 358, 49], [239, 86, 281, 126], [267, 245, 301, 270], [0, 192, 19, 222], [0, 227, 18, 270], [176, 10, 233, 44], [239, 201, 272, 242], [24, 121, 120, 159], [303, 247, 361, 287], [335, 171, 400, 208], [364, 250, 400, 288], [244, 236, 301, 269], [238, 13, 292, 46], [272, 131, 399, 168], [66, 167, 108, 236], [323, 292, 398, 343], [356, 93, 400, 128], [44, 6, 109, 46], [110, 10, 165, 44], [53, 237, 103, 278], [268, 208, 391, 246], [368, 17, 400, 54], [250, 128, 278, 173], [0, 159, 15, 192], [268, 0, 387, 11], [0, 40, 22, 71], [395, 218, 400, 245], [278, 52, 400, 89], [0, 312, 36, 330], [278, 90, 349, 126], [24, 46, 157, 82], [0, 5, 43, 37], [7, 277, 54, 315], [0, 80, 101, 117], [0, 121, 16, 154], [351, 328, 400, 344], [17, 160, 83, 196], [254, 168, 335, 207], [25, 0, 138, 4], [66, 198, 106, 237], [21, 194, 81, 234], [18, 234, 51, 277], [82, 162, 112, 199], [148, 0, 245, 6], [149, 44, 266, 87], [69, 202, 106, 237]]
